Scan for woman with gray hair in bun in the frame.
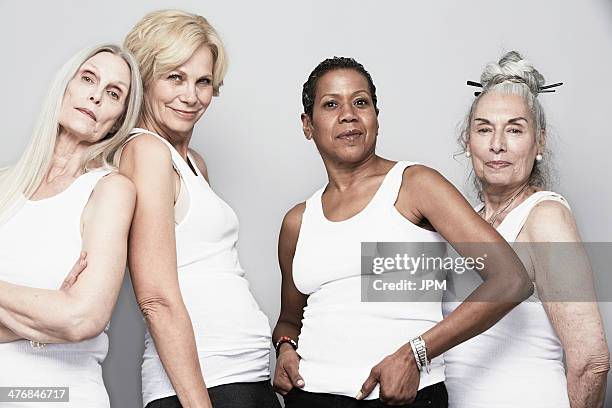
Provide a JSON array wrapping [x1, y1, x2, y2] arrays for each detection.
[[442, 51, 610, 408]]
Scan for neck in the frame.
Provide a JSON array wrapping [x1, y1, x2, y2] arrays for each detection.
[[481, 182, 532, 220], [139, 114, 192, 160], [46, 129, 91, 181], [323, 153, 384, 192]]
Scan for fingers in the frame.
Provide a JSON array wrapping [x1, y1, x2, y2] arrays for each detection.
[[60, 252, 88, 290], [285, 361, 305, 388], [356, 367, 379, 400]]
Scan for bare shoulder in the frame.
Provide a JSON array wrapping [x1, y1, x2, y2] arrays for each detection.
[[121, 134, 172, 167], [95, 173, 136, 198], [279, 202, 306, 249], [401, 164, 448, 191], [523, 198, 579, 242], [187, 148, 209, 181]]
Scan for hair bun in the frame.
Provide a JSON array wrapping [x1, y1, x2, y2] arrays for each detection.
[[480, 51, 545, 94]]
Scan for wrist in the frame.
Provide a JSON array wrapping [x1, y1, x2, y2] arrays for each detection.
[[275, 335, 297, 357]]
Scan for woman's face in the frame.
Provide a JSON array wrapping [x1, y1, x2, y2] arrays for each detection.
[[468, 92, 543, 190], [145, 45, 214, 137], [302, 69, 379, 164], [58, 52, 131, 142]]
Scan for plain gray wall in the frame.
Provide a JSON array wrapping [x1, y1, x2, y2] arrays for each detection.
[[1, 1, 611, 406]]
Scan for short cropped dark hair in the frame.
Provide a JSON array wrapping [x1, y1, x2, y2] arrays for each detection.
[[302, 57, 379, 118]]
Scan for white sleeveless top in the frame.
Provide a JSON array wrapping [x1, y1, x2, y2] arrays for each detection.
[[293, 161, 447, 400], [0, 169, 112, 408], [124, 130, 272, 407], [442, 191, 571, 408]]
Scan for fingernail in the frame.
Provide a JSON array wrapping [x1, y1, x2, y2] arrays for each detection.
[[355, 391, 363, 400], [297, 379, 304, 387]]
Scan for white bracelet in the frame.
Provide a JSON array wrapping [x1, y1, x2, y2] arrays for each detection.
[[409, 336, 430, 374]]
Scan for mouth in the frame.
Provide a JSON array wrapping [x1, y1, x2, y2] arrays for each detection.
[[76, 108, 96, 121], [485, 160, 511, 169], [336, 129, 364, 141], [170, 107, 200, 119]]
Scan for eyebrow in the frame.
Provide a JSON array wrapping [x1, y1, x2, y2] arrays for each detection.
[[319, 89, 370, 99], [473, 117, 529, 124]]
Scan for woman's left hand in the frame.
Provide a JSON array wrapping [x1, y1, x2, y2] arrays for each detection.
[[59, 251, 88, 291], [357, 343, 420, 404]]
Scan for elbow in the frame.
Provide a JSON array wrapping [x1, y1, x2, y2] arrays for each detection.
[[567, 350, 611, 380], [138, 296, 182, 328], [62, 316, 106, 343], [506, 273, 534, 303]]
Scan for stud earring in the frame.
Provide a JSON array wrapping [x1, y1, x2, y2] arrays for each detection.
[[535, 153, 543, 161], [465, 151, 471, 158]]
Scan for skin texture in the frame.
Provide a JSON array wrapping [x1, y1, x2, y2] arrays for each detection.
[[119, 44, 215, 408], [468, 92, 610, 408], [0, 52, 134, 344], [273, 69, 534, 405]]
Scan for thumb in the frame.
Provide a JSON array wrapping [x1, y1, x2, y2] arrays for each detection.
[[285, 361, 305, 388], [356, 368, 379, 400]]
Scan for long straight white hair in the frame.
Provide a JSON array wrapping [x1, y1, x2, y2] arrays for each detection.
[[0, 44, 143, 225]]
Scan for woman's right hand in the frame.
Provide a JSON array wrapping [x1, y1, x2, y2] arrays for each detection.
[[59, 251, 88, 291], [273, 345, 304, 395]]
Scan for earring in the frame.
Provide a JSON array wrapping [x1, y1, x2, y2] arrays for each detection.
[[535, 153, 543, 161], [465, 151, 471, 158]]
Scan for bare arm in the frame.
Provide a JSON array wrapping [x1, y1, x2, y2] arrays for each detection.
[[272, 203, 309, 394], [0, 174, 135, 343], [523, 201, 609, 408], [120, 135, 211, 408], [359, 165, 533, 402]]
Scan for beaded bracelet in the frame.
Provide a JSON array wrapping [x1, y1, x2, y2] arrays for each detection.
[[274, 336, 297, 357]]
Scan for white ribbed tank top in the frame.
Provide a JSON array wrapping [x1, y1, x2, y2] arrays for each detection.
[[0, 169, 112, 408], [293, 161, 447, 400], [442, 191, 571, 408], [124, 130, 272, 407]]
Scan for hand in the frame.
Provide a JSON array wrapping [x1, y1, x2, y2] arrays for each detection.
[[273, 343, 305, 395], [59, 251, 87, 291], [357, 343, 420, 405]]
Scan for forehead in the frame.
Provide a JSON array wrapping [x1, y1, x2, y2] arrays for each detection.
[[473, 92, 531, 120], [176, 45, 213, 73], [81, 52, 131, 83], [316, 69, 370, 97]]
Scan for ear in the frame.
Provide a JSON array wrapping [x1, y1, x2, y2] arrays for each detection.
[[301, 113, 313, 140], [538, 128, 546, 152]]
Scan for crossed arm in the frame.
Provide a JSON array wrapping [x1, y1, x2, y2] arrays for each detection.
[[0, 173, 135, 343]]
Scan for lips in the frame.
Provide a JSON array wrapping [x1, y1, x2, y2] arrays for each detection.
[[76, 108, 96, 121], [337, 129, 363, 140], [485, 160, 511, 169], [170, 107, 200, 119]]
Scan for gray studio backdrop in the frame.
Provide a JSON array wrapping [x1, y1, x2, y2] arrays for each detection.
[[1, 1, 612, 406]]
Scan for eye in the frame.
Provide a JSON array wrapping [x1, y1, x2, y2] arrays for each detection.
[[168, 73, 182, 82], [107, 90, 120, 100], [476, 127, 492, 133], [197, 77, 211, 86], [507, 127, 523, 134], [354, 98, 369, 107], [323, 100, 337, 109], [81, 75, 94, 83]]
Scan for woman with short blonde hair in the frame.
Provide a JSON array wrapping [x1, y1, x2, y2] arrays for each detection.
[[121, 10, 279, 408]]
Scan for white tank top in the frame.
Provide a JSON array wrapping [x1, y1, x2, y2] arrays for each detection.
[[0, 169, 112, 408], [293, 161, 446, 400], [442, 191, 571, 408], [124, 130, 272, 407]]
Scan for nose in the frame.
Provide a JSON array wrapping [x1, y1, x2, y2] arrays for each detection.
[[179, 83, 197, 105], [89, 88, 102, 105], [339, 102, 357, 123], [489, 128, 506, 154]]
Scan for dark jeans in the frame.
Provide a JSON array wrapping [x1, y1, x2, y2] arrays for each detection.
[[145, 380, 281, 408], [283, 382, 447, 408]]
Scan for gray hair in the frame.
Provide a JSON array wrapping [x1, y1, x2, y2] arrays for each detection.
[[458, 51, 552, 201]]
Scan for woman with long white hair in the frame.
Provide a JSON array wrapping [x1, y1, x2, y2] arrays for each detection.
[[0, 43, 142, 407]]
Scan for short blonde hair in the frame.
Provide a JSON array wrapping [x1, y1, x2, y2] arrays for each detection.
[[124, 9, 228, 96]]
